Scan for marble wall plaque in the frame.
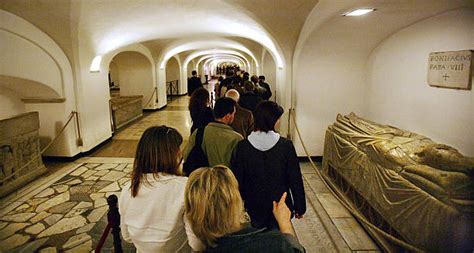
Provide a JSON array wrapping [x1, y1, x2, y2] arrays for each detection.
[[427, 50, 473, 90]]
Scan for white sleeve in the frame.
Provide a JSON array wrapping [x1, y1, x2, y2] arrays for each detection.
[[184, 214, 205, 252], [118, 187, 132, 243]]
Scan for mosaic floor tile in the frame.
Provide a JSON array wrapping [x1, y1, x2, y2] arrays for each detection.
[[0, 234, 30, 251], [87, 206, 108, 223], [53, 185, 69, 194], [25, 223, 46, 235], [30, 212, 51, 223], [39, 247, 57, 253], [76, 223, 95, 234], [100, 171, 126, 181], [1, 212, 36, 222], [69, 166, 89, 177], [0, 223, 29, 240], [44, 214, 63, 226], [63, 233, 91, 249], [14, 204, 30, 212], [49, 202, 77, 214], [36, 192, 70, 212], [36, 188, 55, 198], [64, 239, 92, 252], [73, 201, 93, 210], [12, 238, 48, 252], [99, 182, 120, 192], [38, 216, 88, 238]]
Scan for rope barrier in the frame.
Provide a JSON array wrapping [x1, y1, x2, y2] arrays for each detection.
[[144, 87, 158, 107], [0, 111, 77, 184], [289, 108, 424, 252]]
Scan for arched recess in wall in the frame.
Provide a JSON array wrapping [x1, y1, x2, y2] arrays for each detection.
[[0, 10, 79, 157], [165, 56, 181, 95], [102, 43, 158, 110], [109, 51, 155, 108], [262, 49, 276, 102]]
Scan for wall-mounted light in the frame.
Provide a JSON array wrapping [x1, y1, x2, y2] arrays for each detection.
[[343, 8, 375, 17], [90, 55, 102, 73]]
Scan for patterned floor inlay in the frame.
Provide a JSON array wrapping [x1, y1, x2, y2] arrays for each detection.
[[0, 162, 135, 252]]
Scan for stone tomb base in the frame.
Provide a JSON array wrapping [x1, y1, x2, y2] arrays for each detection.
[[0, 112, 47, 198]]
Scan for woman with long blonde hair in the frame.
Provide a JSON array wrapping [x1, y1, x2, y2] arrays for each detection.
[[119, 126, 204, 252], [185, 166, 305, 252]]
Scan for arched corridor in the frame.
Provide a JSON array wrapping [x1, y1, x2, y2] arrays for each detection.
[[1, 1, 473, 252]]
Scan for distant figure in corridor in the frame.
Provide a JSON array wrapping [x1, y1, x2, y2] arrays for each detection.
[[188, 70, 202, 96], [225, 89, 254, 138], [258, 75, 272, 100], [239, 81, 263, 114], [184, 97, 243, 168], [184, 166, 305, 253], [119, 126, 204, 252], [231, 101, 306, 229], [189, 88, 214, 134]]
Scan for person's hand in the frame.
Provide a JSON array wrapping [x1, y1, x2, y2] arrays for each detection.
[[295, 213, 304, 219], [273, 192, 293, 235]]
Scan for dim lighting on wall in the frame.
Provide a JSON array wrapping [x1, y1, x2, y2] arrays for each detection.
[[343, 8, 375, 16], [90, 55, 102, 72]]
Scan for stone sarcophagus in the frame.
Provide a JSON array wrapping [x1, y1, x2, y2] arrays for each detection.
[[110, 96, 143, 131], [323, 113, 473, 252], [0, 112, 47, 198]]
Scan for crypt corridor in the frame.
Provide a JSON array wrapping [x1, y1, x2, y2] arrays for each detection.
[[1, 0, 473, 252]]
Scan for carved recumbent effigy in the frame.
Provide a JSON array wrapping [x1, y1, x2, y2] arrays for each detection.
[[322, 113, 473, 252]]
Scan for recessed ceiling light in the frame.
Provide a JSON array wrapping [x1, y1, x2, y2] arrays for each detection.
[[343, 8, 375, 17]]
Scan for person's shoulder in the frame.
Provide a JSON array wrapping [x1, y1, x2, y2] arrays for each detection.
[[237, 106, 252, 115], [228, 129, 243, 140], [172, 175, 188, 184], [278, 136, 293, 145]]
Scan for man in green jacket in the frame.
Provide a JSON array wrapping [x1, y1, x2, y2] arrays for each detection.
[[184, 97, 243, 168]]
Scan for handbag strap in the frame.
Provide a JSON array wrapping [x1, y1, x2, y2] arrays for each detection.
[[196, 127, 205, 148]]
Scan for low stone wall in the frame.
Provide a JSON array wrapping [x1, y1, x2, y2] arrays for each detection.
[[0, 112, 47, 198], [110, 96, 143, 131]]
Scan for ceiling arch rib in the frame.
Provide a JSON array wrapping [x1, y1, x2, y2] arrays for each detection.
[[77, 1, 284, 68], [159, 38, 259, 69]]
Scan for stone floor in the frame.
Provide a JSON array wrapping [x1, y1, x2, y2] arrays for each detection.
[[0, 92, 380, 252]]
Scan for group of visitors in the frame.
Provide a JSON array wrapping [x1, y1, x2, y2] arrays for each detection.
[[119, 72, 305, 252], [215, 68, 272, 113]]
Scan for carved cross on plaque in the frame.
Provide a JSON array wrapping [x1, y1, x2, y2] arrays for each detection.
[[443, 74, 450, 81]]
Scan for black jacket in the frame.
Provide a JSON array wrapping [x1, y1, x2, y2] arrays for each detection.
[[239, 92, 263, 114], [188, 76, 202, 96], [231, 137, 306, 229], [205, 226, 305, 253], [190, 107, 214, 134]]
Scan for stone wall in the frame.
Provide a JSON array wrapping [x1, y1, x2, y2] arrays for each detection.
[[0, 112, 47, 198]]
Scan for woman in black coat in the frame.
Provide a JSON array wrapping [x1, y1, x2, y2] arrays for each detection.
[[188, 87, 214, 134], [231, 101, 306, 229]]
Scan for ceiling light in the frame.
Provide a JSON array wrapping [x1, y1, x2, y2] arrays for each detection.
[[343, 8, 375, 17]]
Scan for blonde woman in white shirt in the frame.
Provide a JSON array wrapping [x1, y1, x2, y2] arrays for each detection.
[[119, 126, 204, 252]]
